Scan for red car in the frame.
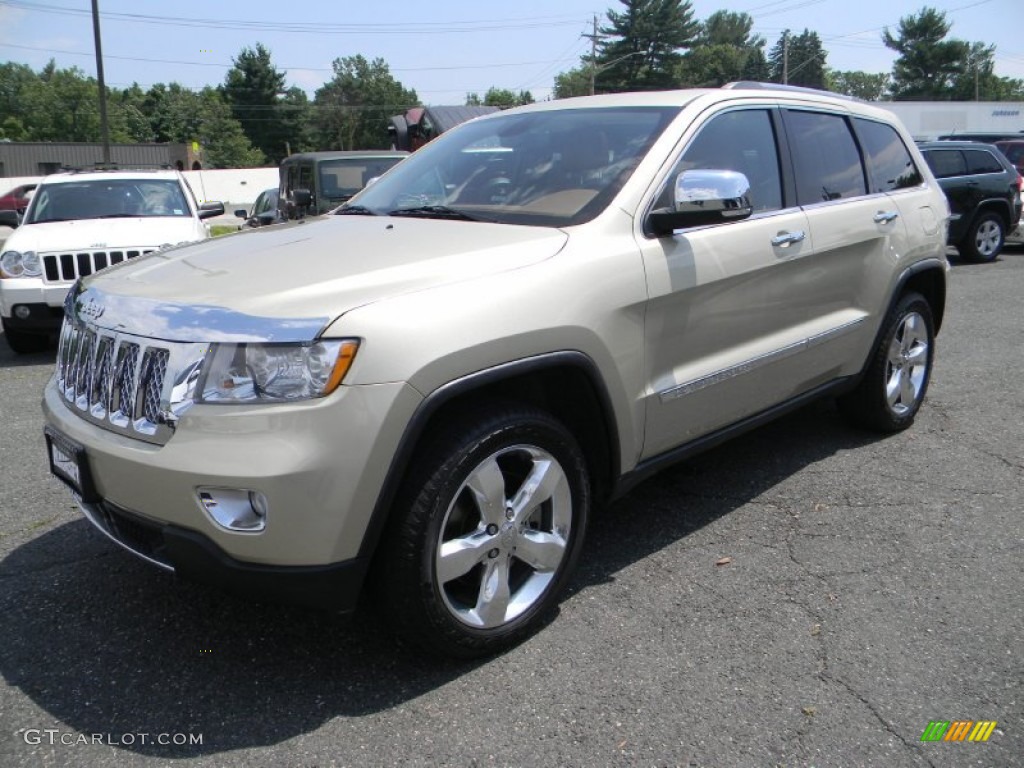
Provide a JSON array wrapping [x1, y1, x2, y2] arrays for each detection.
[[994, 139, 1024, 175], [0, 183, 36, 213]]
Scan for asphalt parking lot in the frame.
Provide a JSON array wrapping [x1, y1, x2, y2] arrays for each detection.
[[1, 248, 1021, 768]]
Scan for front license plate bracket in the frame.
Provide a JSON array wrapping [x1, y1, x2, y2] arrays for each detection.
[[44, 426, 100, 504]]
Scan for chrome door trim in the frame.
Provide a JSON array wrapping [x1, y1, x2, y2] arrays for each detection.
[[657, 316, 866, 402]]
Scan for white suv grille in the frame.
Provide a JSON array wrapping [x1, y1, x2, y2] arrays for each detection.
[[43, 248, 156, 282]]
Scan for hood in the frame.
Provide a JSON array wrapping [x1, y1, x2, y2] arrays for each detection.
[[4, 217, 205, 253], [81, 215, 568, 334]]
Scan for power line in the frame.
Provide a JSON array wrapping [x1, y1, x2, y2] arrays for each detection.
[[0, 0, 587, 34], [0, 41, 583, 75]]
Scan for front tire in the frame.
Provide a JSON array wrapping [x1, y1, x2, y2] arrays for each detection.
[[839, 292, 935, 432], [960, 212, 1004, 263], [376, 403, 590, 658]]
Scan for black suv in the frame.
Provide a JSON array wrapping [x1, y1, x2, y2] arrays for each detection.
[[919, 141, 1023, 262]]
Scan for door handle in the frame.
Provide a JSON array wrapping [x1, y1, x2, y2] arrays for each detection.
[[771, 230, 806, 247], [873, 211, 899, 223]]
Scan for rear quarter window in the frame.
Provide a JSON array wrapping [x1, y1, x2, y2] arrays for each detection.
[[854, 118, 922, 192], [964, 149, 1004, 175]]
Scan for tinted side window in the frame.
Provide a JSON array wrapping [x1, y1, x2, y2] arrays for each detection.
[[284, 164, 298, 195], [298, 163, 314, 191], [854, 118, 922, 192], [964, 149, 1003, 174], [661, 108, 782, 212], [922, 149, 966, 179], [786, 111, 866, 205]]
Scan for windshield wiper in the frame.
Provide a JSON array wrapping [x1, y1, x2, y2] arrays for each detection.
[[335, 205, 378, 216], [387, 205, 485, 222], [95, 213, 141, 219]]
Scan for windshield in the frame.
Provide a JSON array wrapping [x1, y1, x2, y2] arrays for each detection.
[[318, 157, 406, 202], [25, 178, 192, 224], [346, 106, 678, 227]]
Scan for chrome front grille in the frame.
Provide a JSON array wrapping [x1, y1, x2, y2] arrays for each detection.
[[56, 316, 206, 445], [43, 248, 155, 283]]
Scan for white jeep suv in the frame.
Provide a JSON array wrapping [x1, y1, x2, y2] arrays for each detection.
[[0, 168, 224, 353], [42, 86, 949, 657]]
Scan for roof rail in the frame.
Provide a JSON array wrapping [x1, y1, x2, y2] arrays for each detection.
[[61, 163, 176, 173], [722, 81, 864, 103]]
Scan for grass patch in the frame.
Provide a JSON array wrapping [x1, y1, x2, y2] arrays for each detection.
[[210, 224, 238, 237]]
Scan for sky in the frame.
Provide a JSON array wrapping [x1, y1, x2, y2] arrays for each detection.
[[0, 0, 1022, 104]]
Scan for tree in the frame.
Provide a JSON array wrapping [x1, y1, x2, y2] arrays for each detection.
[[25, 62, 102, 142], [768, 29, 827, 89], [950, 42, 1024, 101], [221, 44, 302, 164], [465, 88, 534, 108], [195, 88, 266, 168], [678, 11, 766, 87], [593, 0, 698, 92], [143, 83, 264, 167], [277, 86, 315, 155], [553, 67, 592, 99], [882, 8, 968, 100], [313, 55, 418, 150], [828, 70, 891, 101], [109, 83, 154, 142], [0, 63, 38, 139]]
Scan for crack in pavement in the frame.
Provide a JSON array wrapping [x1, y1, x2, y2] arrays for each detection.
[[821, 672, 938, 768]]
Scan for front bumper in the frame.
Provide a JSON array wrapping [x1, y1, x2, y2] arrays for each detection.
[[43, 375, 423, 606], [0, 277, 71, 318], [1, 301, 63, 332], [79, 499, 370, 611]]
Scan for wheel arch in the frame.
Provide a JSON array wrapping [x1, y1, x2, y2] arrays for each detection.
[[355, 351, 621, 564], [894, 258, 947, 334], [970, 199, 1012, 229]]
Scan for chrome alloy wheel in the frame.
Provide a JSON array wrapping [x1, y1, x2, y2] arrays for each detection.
[[974, 218, 1002, 259], [885, 311, 929, 416], [434, 445, 572, 629]]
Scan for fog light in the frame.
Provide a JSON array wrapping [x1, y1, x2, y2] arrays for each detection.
[[14, 305, 31, 319], [197, 488, 268, 532]]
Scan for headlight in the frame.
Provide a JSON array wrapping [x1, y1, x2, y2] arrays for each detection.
[[197, 340, 359, 403], [0, 250, 40, 278]]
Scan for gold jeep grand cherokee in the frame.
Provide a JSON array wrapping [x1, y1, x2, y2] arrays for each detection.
[[42, 84, 949, 657]]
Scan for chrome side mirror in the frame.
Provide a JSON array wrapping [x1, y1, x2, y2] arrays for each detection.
[[648, 169, 753, 236]]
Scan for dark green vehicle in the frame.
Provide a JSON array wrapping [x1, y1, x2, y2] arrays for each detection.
[[919, 141, 1023, 262], [279, 150, 408, 219]]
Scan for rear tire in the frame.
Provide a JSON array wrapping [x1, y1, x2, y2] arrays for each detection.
[[959, 212, 1004, 263], [839, 292, 934, 433], [375, 402, 590, 658], [1, 319, 49, 354]]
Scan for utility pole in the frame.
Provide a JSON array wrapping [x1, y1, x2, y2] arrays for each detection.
[[584, 15, 600, 96], [91, 0, 111, 167], [782, 30, 789, 85]]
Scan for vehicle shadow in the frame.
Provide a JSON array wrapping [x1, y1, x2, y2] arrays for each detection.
[[0, 403, 878, 758], [0, 331, 56, 369]]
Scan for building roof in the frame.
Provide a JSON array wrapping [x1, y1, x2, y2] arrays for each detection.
[[424, 106, 500, 133]]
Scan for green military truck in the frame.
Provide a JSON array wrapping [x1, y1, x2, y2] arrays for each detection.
[[279, 150, 407, 219]]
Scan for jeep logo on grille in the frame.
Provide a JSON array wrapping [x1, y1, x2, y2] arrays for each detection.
[[79, 297, 105, 321]]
